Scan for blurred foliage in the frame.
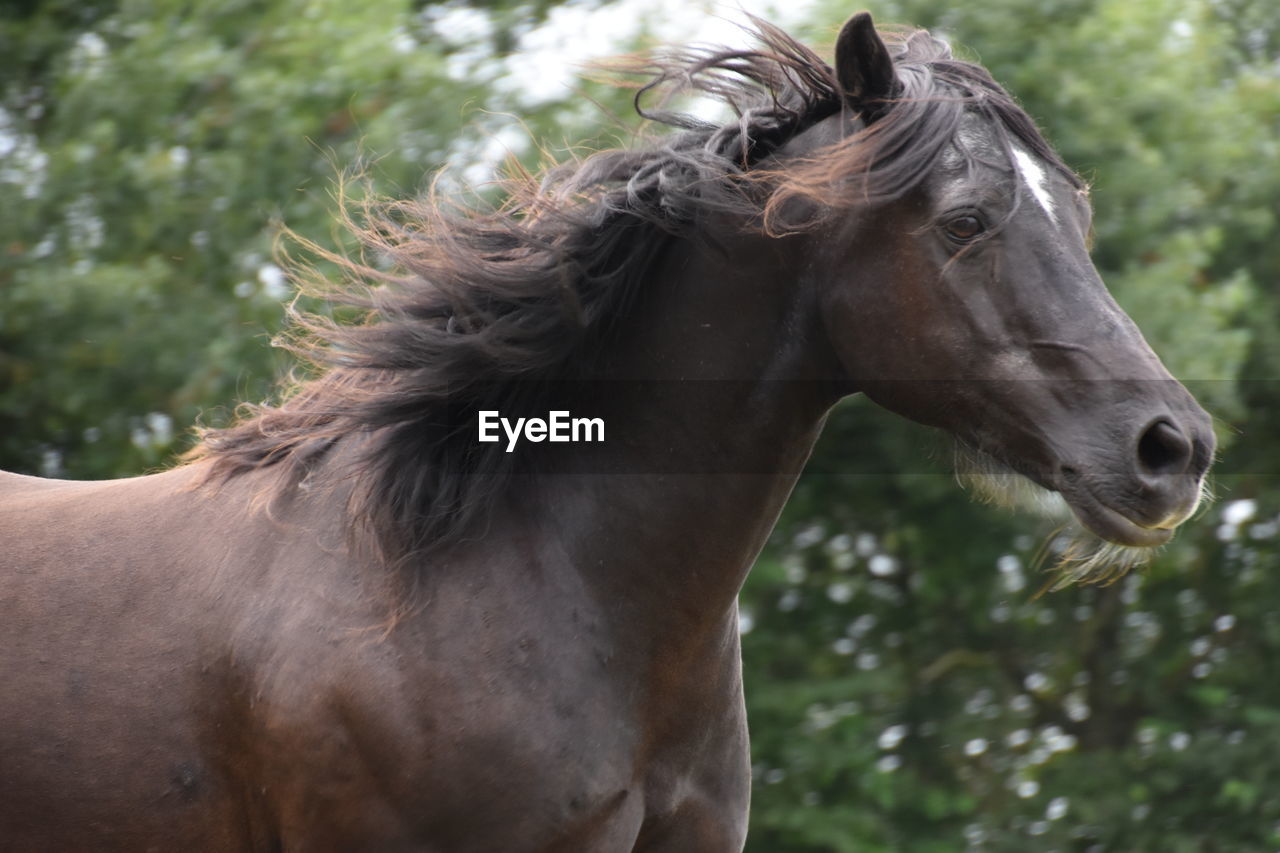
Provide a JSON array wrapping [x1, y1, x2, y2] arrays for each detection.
[[0, 0, 620, 477], [743, 1, 1280, 850], [3, 0, 1279, 850]]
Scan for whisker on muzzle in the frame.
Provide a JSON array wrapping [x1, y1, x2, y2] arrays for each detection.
[[953, 442, 1159, 589]]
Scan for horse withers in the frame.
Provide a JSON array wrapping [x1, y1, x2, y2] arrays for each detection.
[[0, 12, 1212, 851]]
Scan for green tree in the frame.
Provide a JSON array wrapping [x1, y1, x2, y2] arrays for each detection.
[[0, 0, 609, 477]]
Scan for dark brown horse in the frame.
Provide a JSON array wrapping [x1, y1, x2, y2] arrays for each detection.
[[0, 13, 1213, 851]]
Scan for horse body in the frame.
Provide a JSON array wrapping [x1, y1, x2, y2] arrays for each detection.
[[0, 464, 739, 850], [0, 225, 818, 849], [1, 13, 1215, 851]]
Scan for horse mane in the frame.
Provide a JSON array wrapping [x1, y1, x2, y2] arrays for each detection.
[[188, 17, 1081, 565]]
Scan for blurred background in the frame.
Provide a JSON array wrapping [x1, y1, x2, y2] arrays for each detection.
[[2, 0, 1278, 848]]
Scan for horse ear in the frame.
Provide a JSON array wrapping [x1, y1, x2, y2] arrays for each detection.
[[834, 12, 899, 121]]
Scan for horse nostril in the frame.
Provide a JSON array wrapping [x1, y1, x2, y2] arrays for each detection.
[[1137, 420, 1192, 476]]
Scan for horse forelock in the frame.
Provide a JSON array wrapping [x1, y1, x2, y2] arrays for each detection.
[[188, 17, 1081, 569]]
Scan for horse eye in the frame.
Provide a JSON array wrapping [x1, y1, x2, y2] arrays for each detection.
[[944, 214, 985, 242]]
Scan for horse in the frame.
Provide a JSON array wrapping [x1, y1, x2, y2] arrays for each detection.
[[0, 12, 1213, 851]]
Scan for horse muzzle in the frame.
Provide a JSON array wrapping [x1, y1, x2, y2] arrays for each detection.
[[1053, 410, 1214, 548]]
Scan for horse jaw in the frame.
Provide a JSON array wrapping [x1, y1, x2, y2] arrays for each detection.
[[951, 443, 1209, 590]]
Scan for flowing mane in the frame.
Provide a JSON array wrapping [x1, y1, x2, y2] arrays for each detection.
[[189, 18, 1081, 563]]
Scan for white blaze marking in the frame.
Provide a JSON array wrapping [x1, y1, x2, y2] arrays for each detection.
[[1012, 147, 1058, 224]]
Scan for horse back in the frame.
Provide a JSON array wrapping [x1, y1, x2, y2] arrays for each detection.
[[0, 465, 290, 849]]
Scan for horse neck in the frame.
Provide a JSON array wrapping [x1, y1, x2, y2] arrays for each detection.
[[535, 226, 838, 642]]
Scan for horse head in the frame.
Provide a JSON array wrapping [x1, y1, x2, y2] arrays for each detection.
[[796, 14, 1214, 580]]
